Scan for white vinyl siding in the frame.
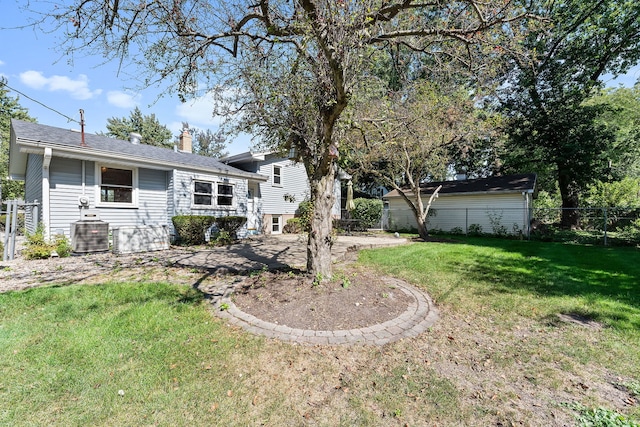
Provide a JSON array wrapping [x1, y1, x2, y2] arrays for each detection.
[[24, 153, 43, 206], [173, 170, 248, 216], [48, 158, 169, 237], [258, 158, 308, 216], [95, 163, 138, 207], [385, 193, 529, 235]]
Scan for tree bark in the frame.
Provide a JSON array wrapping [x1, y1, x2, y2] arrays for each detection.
[[414, 191, 430, 241], [306, 162, 336, 279], [558, 169, 581, 229]]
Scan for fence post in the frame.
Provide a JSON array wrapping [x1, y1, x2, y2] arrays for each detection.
[[2, 200, 10, 261], [465, 208, 468, 235], [603, 207, 608, 246]]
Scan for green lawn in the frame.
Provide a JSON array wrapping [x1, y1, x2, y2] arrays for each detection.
[[359, 237, 640, 331], [1, 238, 639, 426]]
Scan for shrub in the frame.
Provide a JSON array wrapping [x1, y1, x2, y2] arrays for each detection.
[[283, 218, 302, 234], [468, 223, 483, 236], [210, 230, 233, 246], [54, 234, 72, 257], [296, 200, 313, 232], [350, 198, 383, 228], [214, 216, 247, 240], [487, 210, 509, 236], [450, 227, 464, 235], [172, 215, 218, 245], [21, 224, 71, 260]]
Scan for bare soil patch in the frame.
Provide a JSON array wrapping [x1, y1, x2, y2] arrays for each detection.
[[232, 268, 414, 330]]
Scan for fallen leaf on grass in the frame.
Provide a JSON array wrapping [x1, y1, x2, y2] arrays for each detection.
[[209, 403, 219, 412], [227, 390, 233, 397]]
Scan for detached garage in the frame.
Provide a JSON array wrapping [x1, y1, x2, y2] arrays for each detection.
[[383, 174, 537, 236]]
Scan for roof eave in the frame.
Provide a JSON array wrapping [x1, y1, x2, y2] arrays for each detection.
[[384, 188, 534, 199], [15, 138, 268, 182]]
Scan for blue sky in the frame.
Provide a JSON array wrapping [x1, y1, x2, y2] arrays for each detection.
[[0, 1, 253, 155], [1, 1, 638, 157]]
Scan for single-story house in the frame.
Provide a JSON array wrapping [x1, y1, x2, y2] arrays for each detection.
[[8, 119, 267, 251], [382, 174, 537, 236], [222, 151, 344, 234]]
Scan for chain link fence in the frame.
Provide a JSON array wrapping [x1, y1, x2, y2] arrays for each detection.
[[2, 200, 40, 261], [376, 206, 640, 246], [531, 207, 640, 246]]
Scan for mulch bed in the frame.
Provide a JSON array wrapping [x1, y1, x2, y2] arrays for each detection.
[[231, 268, 414, 330]]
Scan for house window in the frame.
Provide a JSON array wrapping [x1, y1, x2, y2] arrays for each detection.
[[217, 183, 234, 206], [272, 216, 281, 233], [193, 181, 213, 205], [273, 165, 282, 186], [98, 165, 137, 206], [193, 180, 234, 207]]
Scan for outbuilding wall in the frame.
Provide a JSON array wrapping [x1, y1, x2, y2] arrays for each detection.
[[385, 192, 532, 236]]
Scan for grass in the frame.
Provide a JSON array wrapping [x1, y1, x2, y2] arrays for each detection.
[[0, 282, 265, 425], [1, 237, 640, 426], [359, 236, 640, 330]]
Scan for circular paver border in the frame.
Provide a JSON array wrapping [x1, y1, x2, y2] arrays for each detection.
[[212, 277, 439, 346]]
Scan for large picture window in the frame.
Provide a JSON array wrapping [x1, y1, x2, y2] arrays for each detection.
[[193, 180, 234, 207], [98, 165, 136, 205]]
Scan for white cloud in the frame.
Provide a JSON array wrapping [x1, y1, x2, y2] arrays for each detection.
[[175, 93, 223, 127], [0, 60, 5, 66], [19, 70, 102, 100], [107, 90, 141, 109]]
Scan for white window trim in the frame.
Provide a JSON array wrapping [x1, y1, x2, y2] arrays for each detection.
[[191, 179, 236, 209], [95, 163, 138, 208], [272, 165, 282, 187], [192, 180, 214, 207], [271, 215, 282, 234]]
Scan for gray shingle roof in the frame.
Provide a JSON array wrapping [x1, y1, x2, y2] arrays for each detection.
[[11, 119, 265, 180], [384, 174, 537, 198]]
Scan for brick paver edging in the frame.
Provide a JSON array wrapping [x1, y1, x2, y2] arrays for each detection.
[[212, 277, 439, 346]]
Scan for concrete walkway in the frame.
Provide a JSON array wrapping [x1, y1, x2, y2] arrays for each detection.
[[201, 233, 439, 346]]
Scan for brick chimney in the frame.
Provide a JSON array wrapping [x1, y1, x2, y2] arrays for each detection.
[[178, 129, 192, 153]]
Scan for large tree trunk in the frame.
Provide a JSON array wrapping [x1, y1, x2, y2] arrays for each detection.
[[413, 191, 430, 241], [306, 163, 337, 279], [558, 169, 581, 229]]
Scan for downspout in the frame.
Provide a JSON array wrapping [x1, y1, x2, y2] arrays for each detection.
[[81, 160, 86, 196], [42, 147, 52, 241]]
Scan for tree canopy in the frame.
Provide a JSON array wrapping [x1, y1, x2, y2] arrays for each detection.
[[587, 84, 640, 180], [180, 122, 228, 158], [499, 0, 640, 228], [102, 107, 173, 148], [0, 79, 35, 201], [346, 78, 497, 239]]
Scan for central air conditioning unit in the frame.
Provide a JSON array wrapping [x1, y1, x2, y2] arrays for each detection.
[[71, 220, 109, 253], [112, 225, 170, 254]]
